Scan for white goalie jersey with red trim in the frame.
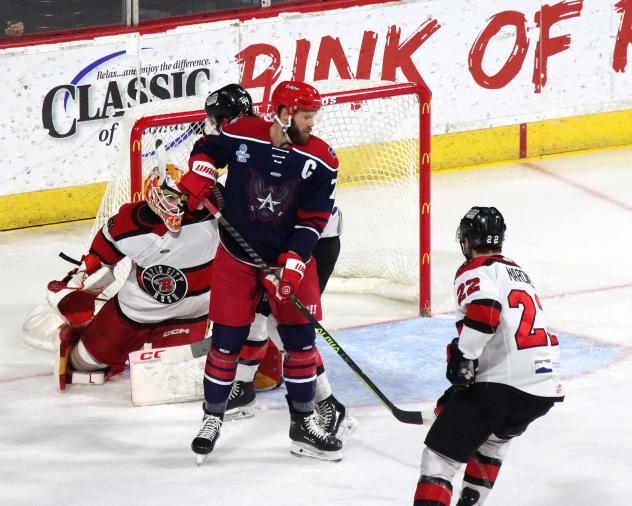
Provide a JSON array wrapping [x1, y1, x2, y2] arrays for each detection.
[[91, 202, 219, 324], [453, 255, 563, 399]]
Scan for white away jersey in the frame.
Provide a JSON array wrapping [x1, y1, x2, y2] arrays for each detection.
[[321, 206, 342, 238], [90, 202, 219, 324], [453, 255, 563, 398]]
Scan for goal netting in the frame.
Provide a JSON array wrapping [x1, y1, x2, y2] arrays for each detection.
[[91, 80, 431, 313]]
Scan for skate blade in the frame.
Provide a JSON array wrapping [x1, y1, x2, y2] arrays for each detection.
[[289, 442, 342, 462], [224, 403, 255, 421], [195, 453, 208, 466], [336, 415, 359, 442]]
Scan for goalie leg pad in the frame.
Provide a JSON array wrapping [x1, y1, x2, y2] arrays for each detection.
[[129, 347, 206, 406]]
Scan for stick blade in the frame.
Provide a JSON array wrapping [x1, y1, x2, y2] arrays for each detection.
[[392, 409, 424, 425]]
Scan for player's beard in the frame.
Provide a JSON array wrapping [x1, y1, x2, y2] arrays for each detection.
[[286, 122, 311, 145]]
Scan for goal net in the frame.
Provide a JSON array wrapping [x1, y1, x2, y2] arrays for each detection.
[[92, 80, 431, 314]]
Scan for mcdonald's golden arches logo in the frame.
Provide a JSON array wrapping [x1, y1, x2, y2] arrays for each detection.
[[132, 140, 141, 152], [421, 252, 430, 265], [421, 102, 430, 114], [421, 202, 430, 214], [421, 152, 430, 165]]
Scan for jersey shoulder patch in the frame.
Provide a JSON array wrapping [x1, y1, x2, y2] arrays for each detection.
[[221, 116, 271, 143], [297, 135, 339, 170]]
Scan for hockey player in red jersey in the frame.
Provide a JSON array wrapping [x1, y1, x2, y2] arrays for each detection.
[[413, 207, 564, 506], [199, 84, 355, 441], [46, 164, 218, 390], [179, 80, 343, 462]]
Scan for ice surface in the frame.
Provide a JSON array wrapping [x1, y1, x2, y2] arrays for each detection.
[[1, 149, 631, 505]]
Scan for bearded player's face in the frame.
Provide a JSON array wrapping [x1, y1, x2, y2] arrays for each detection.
[[287, 109, 318, 145]]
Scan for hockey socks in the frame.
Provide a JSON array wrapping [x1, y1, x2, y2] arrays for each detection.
[[203, 324, 249, 413], [413, 476, 453, 506], [456, 440, 508, 505]]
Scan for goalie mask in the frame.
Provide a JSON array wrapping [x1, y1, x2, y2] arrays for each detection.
[[456, 206, 506, 259], [204, 83, 253, 133], [143, 164, 185, 232]]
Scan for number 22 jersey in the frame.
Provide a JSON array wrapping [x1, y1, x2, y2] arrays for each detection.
[[454, 255, 563, 399]]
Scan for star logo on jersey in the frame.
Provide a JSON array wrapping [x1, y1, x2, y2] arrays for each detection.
[[236, 144, 250, 163], [257, 193, 281, 213], [247, 169, 298, 224], [140, 264, 188, 304]]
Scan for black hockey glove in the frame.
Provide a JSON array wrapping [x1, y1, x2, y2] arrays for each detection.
[[446, 338, 478, 388]]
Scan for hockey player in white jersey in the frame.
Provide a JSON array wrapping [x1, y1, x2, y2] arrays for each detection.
[[44, 163, 219, 389], [413, 206, 564, 506]]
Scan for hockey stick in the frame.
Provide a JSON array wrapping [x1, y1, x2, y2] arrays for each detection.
[[201, 196, 424, 425], [59, 252, 82, 266]]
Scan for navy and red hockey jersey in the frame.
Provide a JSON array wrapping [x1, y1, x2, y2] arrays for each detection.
[[89, 202, 219, 324], [188, 116, 339, 265]]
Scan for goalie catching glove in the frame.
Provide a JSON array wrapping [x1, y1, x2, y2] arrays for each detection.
[[47, 253, 115, 325], [445, 337, 478, 388], [263, 252, 306, 302]]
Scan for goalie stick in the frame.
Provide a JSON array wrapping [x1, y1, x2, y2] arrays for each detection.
[[200, 194, 424, 426], [59, 251, 82, 266]]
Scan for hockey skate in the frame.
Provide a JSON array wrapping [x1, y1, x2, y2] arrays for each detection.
[[191, 405, 224, 465], [224, 380, 256, 420], [315, 394, 359, 442], [289, 404, 343, 462]]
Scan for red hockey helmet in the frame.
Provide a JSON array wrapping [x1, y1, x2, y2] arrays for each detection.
[[271, 81, 321, 116]]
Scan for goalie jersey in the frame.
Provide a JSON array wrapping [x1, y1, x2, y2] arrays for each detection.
[[454, 255, 563, 399], [89, 202, 219, 324]]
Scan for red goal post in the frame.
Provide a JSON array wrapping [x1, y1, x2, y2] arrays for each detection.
[[95, 80, 432, 315]]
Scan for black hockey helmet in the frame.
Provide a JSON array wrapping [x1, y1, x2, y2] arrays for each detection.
[[204, 84, 254, 128], [457, 206, 506, 254]]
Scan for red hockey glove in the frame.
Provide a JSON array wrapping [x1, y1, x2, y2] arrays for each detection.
[[264, 252, 306, 302], [445, 337, 478, 388], [178, 158, 218, 212]]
